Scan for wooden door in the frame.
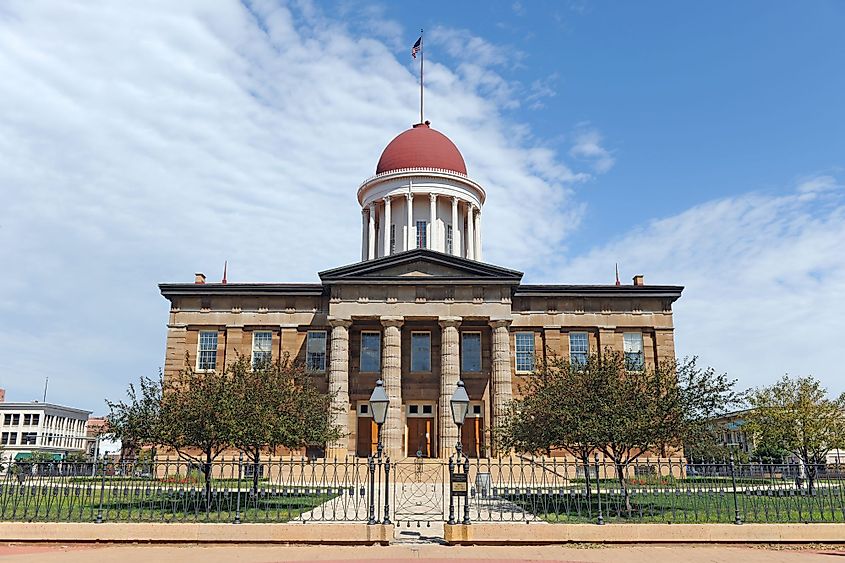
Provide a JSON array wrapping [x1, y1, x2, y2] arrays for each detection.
[[407, 418, 433, 458], [461, 418, 484, 458], [356, 419, 379, 457]]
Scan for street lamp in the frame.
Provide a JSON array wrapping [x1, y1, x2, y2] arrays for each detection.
[[449, 379, 471, 525], [367, 379, 390, 525]]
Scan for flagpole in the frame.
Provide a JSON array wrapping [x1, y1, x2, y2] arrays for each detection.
[[419, 28, 424, 123]]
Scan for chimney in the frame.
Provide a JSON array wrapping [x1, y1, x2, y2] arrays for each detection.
[[0, 388, 5, 403], [195, 272, 206, 284], [633, 275, 645, 286]]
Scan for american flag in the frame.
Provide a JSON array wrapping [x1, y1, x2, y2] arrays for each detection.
[[411, 36, 421, 59]]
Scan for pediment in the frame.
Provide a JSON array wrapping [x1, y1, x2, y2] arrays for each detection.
[[318, 249, 523, 284]]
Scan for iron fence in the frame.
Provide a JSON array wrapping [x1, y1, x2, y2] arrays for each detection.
[[2, 456, 844, 525]]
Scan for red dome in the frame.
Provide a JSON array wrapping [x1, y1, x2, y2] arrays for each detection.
[[376, 122, 467, 175]]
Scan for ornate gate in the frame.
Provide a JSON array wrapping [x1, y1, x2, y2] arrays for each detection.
[[391, 455, 445, 526]]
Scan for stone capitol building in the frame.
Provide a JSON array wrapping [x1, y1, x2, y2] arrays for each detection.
[[159, 121, 683, 461]]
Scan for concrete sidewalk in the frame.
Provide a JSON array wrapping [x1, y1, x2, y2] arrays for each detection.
[[1, 543, 842, 562]]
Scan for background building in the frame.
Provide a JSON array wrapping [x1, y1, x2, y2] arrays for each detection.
[[159, 122, 683, 460], [0, 392, 91, 465]]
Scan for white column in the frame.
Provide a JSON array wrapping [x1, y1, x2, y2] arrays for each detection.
[[361, 209, 368, 261], [368, 202, 376, 260], [451, 197, 459, 257], [383, 196, 392, 256], [428, 193, 437, 250], [475, 208, 482, 262], [381, 317, 404, 459], [328, 318, 352, 458], [406, 193, 414, 250], [466, 204, 475, 260]]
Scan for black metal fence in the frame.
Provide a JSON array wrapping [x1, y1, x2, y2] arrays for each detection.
[[2, 456, 844, 524]]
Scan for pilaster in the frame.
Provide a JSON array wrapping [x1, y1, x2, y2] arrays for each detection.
[[438, 316, 461, 458], [381, 316, 404, 459], [327, 318, 352, 458], [490, 319, 512, 454]]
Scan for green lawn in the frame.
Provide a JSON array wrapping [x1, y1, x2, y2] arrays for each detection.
[[507, 489, 845, 524], [0, 483, 339, 523]]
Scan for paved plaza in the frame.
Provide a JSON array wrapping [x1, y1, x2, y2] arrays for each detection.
[[1, 543, 843, 562]]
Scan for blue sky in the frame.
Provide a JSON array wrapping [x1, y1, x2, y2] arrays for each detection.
[[0, 1, 843, 413]]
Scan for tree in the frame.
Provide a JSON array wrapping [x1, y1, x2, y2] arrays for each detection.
[[105, 373, 163, 461], [498, 355, 601, 498], [745, 375, 845, 493], [498, 351, 739, 515], [229, 354, 342, 493], [156, 362, 238, 504]]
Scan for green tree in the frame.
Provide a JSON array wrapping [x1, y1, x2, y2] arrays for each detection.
[[105, 373, 163, 461], [498, 355, 601, 498], [229, 354, 342, 493], [498, 351, 739, 516], [745, 375, 845, 493]]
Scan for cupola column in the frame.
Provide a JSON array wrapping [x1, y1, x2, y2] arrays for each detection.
[[368, 202, 377, 260], [406, 193, 414, 250], [361, 208, 368, 261], [383, 196, 392, 256], [475, 209, 482, 262], [428, 193, 437, 251], [466, 204, 475, 260], [451, 197, 460, 257]]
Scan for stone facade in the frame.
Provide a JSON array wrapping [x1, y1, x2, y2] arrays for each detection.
[[159, 250, 682, 460]]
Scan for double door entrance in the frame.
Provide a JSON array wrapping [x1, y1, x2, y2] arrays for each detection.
[[355, 401, 485, 458]]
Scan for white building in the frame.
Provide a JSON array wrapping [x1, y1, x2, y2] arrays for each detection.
[[0, 401, 92, 465]]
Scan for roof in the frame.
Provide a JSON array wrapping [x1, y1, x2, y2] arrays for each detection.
[[376, 122, 467, 175], [0, 402, 92, 416], [159, 283, 325, 298], [515, 284, 684, 300]]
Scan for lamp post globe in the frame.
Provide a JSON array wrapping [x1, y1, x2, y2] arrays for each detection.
[[368, 379, 389, 426], [450, 380, 470, 426]]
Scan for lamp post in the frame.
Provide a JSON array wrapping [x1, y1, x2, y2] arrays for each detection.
[[368, 379, 389, 525], [450, 380, 471, 525]]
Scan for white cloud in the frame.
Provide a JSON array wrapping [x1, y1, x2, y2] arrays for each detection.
[[569, 126, 615, 174], [556, 175, 845, 394], [0, 0, 591, 411]]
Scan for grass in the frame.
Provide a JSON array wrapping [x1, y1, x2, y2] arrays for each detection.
[[0, 482, 340, 523], [506, 489, 845, 524]]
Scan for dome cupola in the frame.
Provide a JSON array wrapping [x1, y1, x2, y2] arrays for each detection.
[[358, 122, 485, 262], [376, 121, 467, 175]]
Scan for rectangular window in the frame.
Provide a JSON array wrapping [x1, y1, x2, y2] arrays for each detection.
[[32, 414, 39, 426], [5, 414, 20, 426], [416, 221, 427, 249], [197, 331, 218, 370], [360, 331, 381, 373], [446, 225, 453, 254], [461, 332, 482, 372], [569, 332, 589, 366], [251, 331, 273, 367], [623, 332, 644, 371], [23, 414, 31, 425], [411, 332, 431, 372], [1, 432, 14, 445], [390, 224, 396, 255], [515, 332, 535, 372], [21, 432, 37, 445], [4, 414, 10, 425], [306, 331, 327, 372]]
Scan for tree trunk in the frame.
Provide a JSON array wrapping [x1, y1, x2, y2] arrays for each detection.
[[615, 461, 632, 517], [204, 450, 212, 510], [580, 453, 592, 505], [252, 447, 261, 495]]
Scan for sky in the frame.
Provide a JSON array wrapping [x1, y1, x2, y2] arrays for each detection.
[[0, 0, 843, 414]]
